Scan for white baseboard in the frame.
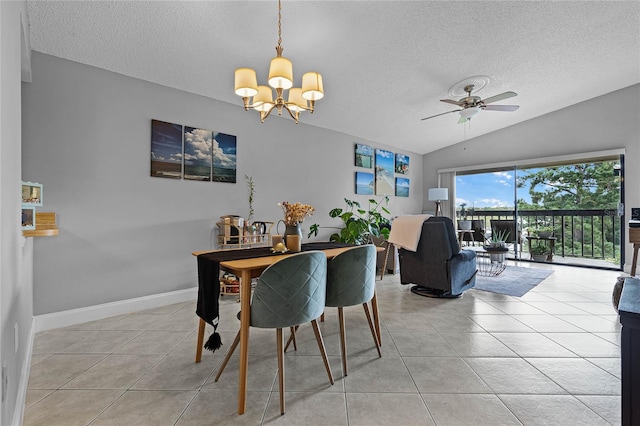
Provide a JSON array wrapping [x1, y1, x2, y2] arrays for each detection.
[[13, 318, 36, 426], [33, 287, 198, 332]]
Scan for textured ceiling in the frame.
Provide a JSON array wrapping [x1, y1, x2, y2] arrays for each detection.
[[27, 0, 640, 155]]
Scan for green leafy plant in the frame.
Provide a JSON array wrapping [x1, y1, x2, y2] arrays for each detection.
[[307, 196, 391, 245], [244, 174, 255, 223], [488, 228, 510, 247], [530, 243, 551, 255]]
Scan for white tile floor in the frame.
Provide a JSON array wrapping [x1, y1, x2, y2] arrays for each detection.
[[24, 262, 623, 425]]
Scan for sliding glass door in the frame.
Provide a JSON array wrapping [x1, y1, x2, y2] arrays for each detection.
[[455, 155, 623, 270]]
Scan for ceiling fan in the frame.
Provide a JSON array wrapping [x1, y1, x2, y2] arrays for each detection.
[[422, 84, 519, 124]]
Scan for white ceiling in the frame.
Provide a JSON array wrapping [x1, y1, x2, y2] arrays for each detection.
[[26, 0, 640, 155]]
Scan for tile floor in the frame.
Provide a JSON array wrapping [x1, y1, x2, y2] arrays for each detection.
[[24, 262, 623, 425]]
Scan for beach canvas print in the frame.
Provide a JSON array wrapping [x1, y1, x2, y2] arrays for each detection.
[[151, 120, 183, 179], [355, 143, 373, 168], [212, 132, 237, 183], [396, 177, 410, 197], [375, 149, 394, 195], [395, 154, 409, 174], [355, 172, 374, 195], [184, 126, 213, 181]]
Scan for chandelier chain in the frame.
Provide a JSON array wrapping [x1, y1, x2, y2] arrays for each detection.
[[277, 0, 282, 50]]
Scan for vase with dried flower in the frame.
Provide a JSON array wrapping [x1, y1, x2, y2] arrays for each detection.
[[279, 201, 314, 252]]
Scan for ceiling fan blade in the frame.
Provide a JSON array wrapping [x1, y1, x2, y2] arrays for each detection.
[[482, 91, 517, 104], [483, 104, 520, 112], [421, 109, 461, 121], [440, 99, 464, 106]]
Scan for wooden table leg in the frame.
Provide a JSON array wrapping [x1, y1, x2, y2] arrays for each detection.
[[195, 318, 205, 363], [380, 242, 390, 281], [632, 244, 639, 277], [237, 270, 252, 415], [371, 291, 382, 346]]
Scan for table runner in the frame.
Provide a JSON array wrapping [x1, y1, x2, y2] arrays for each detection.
[[196, 242, 353, 352]]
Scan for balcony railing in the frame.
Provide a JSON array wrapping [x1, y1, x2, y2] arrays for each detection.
[[458, 209, 622, 268]]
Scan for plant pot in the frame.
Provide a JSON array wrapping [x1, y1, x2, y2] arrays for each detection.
[[458, 220, 472, 230], [537, 231, 553, 238], [532, 254, 548, 262]]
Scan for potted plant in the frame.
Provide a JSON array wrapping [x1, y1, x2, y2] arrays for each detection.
[[485, 228, 509, 262], [530, 243, 550, 261], [536, 226, 554, 239], [457, 203, 472, 230], [307, 196, 391, 245]]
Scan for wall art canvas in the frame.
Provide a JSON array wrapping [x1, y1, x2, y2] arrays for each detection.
[[395, 177, 410, 197], [355, 172, 374, 195], [355, 143, 373, 168], [184, 126, 213, 181], [212, 132, 237, 183], [375, 149, 394, 195], [151, 120, 183, 179], [395, 154, 409, 174]]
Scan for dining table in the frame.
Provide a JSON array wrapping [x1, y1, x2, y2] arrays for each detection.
[[192, 243, 383, 415]]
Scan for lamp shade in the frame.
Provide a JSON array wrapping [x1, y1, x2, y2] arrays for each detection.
[[252, 86, 274, 112], [234, 68, 259, 97], [287, 88, 307, 112], [301, 72, 324, 100], [268, 56, 294, 89], [428, 188, 448, 201]]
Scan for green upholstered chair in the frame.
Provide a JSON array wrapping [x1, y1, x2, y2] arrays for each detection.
[[214, 251, 334, 414], [325, 245, 381, 376]]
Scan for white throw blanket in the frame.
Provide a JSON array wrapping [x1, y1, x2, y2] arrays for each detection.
[[388, 214, 432, 252]]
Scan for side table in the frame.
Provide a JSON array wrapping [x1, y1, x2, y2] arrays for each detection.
[[528, 236, 557, 261]]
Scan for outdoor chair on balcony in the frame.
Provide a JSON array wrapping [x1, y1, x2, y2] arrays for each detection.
[[490, 220, 522, 248]]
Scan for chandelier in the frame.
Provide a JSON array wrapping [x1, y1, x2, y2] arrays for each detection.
[[233, 0, 324, 123]]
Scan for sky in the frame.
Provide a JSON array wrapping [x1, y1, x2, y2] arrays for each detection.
[[456, 170, 535, 209]]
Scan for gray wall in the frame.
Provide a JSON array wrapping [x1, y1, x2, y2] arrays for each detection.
[[1, 2, 33, 424], [423, 84, 640, 269], [22, 52, 423, 315]]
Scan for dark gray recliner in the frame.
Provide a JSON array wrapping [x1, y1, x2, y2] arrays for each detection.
[[399, 217, 477, 298]]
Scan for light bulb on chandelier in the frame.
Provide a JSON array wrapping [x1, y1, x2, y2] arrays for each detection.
[[233, 0, 324, 123]]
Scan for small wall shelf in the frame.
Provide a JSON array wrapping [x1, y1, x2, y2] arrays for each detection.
[[23, 212, 59, 237]]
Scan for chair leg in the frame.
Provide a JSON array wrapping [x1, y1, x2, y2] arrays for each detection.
[[283, 325, 299, 352], [338, 307, 348, 376], [277, 328, 285, 415], [362, 303, 382, 358], [370, 291, 382, 346], [310, 319, 334, 385], [214, 331, 240, 382], [195, 318, 206, 363]]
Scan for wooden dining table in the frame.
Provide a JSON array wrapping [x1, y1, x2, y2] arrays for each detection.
[[192, 245, 383, 415]]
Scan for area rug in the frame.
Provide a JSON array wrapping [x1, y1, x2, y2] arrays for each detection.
[[473, 266, 553, 297]]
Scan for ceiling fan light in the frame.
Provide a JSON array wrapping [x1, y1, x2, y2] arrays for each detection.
[[459, 106, 481, 120], [252, 86, 274, 111], [268, 56, 293, 89], [234, 68, 258, 97], [287, 88, 307, 112], [301, 72, 324, 100]]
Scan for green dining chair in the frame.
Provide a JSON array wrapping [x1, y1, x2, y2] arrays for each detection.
[[214, 251, 334, 415], [325, 244, 381, 376]]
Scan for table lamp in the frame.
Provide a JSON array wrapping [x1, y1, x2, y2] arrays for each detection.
[[428, 188, 448, 217]]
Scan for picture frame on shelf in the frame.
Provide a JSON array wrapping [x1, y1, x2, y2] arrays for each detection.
[[21, 181, 43, 206], [22, 207, 36, 230]]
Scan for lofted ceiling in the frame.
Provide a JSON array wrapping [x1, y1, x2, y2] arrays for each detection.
[[26, 1, 640, 155]]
